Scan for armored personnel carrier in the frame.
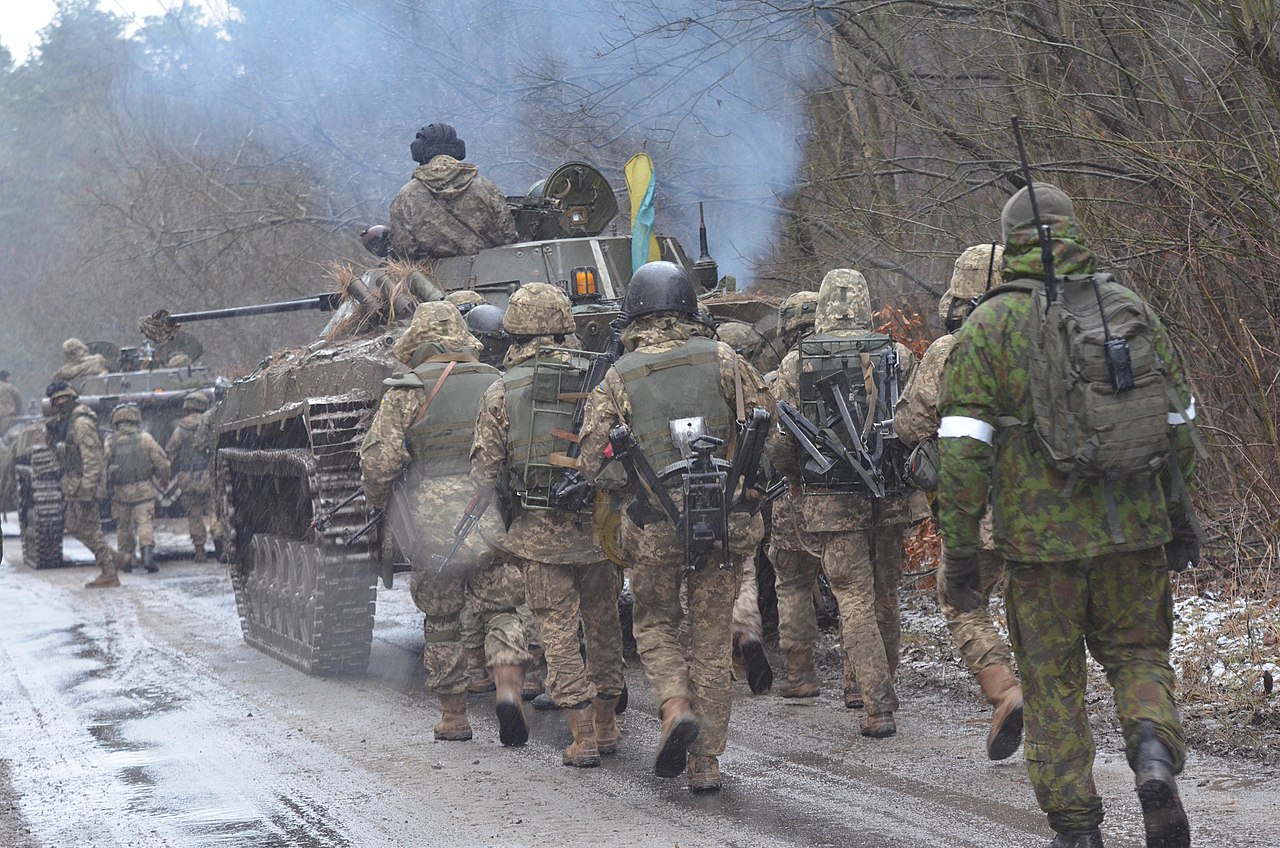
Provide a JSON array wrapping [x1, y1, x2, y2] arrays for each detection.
[[146, 162, 779, 676]]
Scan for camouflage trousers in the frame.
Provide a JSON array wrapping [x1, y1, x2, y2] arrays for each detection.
[[177, 475, 220, 549], [460, 602, 537, 652], [771, 542, 823, 651], [410, 558, 528, 696], [519, 558, 625, 707], [732, 552, 763, 646], [111, 498, 156, 556], [1006, 547, 1184, 834], [65, 498, 116, 572], [937, 547, 1013, 675]]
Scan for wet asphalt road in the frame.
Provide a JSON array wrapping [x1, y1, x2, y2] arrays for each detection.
[[1, 526, 1277, 848]]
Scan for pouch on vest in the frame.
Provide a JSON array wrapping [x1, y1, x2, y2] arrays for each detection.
[[904, 437, 940, 493]]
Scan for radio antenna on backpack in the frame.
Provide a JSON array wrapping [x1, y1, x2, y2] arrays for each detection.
[[1011, 116, 1057, 309]]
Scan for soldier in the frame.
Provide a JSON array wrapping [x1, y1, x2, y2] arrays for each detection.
[[105, 404, 170, 574], [166, 391, 220, 561], [45, 382, 120, 587], [0, 370, 22, 430], [52, 338, 109, 382], [470, 283, 624, 767], [767, 269, 901, 738], [388, 123, 519, 262], [360, 301, 528, 743], [937, 183, 1198, 848], [894, 242, 1024, 761], [578, 261, 773, 792], [444, 290, 488, 312]]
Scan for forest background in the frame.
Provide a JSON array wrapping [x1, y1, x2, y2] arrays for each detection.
[[1, 0, 1276, 577]]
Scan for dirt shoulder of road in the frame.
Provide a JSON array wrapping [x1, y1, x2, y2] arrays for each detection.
[[0, 760, 40, 848]]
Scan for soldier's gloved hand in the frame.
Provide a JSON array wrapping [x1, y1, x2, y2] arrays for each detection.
[[59, 477, 76, 499], [939, 551, 983, 613], [1164, 527, 1200, 573]]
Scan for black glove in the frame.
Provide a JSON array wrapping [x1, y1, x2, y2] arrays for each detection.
[[1164, 527, 1200, 573], [939, 551, 984, 613]]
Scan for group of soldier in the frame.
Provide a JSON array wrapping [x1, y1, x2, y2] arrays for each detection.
[[364, 122, 1198, 848]]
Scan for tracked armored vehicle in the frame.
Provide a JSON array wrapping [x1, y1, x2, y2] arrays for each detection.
[[148, 162, 779, 676]]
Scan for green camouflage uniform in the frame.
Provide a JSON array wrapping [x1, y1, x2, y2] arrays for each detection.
[[578, 314, 773, 758], [105, 422, 169, 557], [54, 404, 117, 571], [471, 335, 624, 708], [937, 221, 1197, 834], [361, 303, 527, 696], [388, 155, 519, 261], [166, 412, 220, 552]]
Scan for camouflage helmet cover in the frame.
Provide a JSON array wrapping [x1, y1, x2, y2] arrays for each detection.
[[62, 338, 88, 360], [182, 390, 211, 412], [444, 290, 487, 310], [111, 403, 142, 425], [45, 381, 78, 403], [778, 290, 819, 336], [1000, 182, 1075, 241], [503, 282, 575, 336], [815, 269, 872, 334], [393, 301, 482, 364], [940, 243, 1004, 327], [715, 321, 764, 361]]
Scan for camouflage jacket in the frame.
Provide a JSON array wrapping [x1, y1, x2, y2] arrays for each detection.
[[0, 381, 22, 421], [388, 155, 519, 262], [165, 413, 209, 477], [53, 354, 109, 382], [894, 333, 956, 448], [106, 424, 170, 504], [937, 226, 1197, 561], [471, 337, 604, 565], [55, 404, 105, 501]]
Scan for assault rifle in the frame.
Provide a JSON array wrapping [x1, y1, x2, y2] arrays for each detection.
[[438, 489, 492, 572], [547, 313, 629, 512], [312, 488, 363, 533]]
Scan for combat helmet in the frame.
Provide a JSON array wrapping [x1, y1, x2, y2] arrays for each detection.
[[623, 261, 698, 321], [466, 304, 510, 367], [392, 301, 481, 365], [360, 225, 391, 258], [778, 290, 819, 340], [444, 290, 487, 313], [814, 269, 872, 333], [503, 283, 575, 336], [941, 243, 1004, 332], [45, 381, 78, 403], [111, 403, 142, 426], [1000, 182, 1074, 241], [183, 390, 211, 412]]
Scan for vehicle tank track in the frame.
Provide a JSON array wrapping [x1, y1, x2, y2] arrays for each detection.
[[17, 446, 66, 570], [220, 400, 377, 675]]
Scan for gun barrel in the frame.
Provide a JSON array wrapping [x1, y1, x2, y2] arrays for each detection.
[[169, 293, 342, 324]]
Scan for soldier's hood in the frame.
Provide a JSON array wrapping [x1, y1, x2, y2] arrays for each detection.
[[393, 301, 482, 365], [815, 269, 872, 334], [113, 421, 140, 432], [413, 156, 478, 198], [503, 335, 561, 369], [1002, 216, 1096, 283], [63, 338, 89, 360], [621, 314, 703, 352]]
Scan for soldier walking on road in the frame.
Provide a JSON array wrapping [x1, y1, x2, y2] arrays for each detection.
[[45, 382, 120, 588], [105, 404, 170, 574], [166, 391, 220, 562], [0, 370, 22, 430], [360, 302, 529, 744], [578, 261, 773, 792], [470, 283, 625, 767], [937, 183, 1200, 848]]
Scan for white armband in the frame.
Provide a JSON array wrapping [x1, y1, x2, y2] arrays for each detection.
[[937, 416, 994, 445], [1167, 396, 1196, 426]]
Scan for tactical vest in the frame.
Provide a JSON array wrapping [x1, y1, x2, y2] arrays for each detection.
[[614, 335, 735, 479], [58, 407, 98, 479], [797, 331, 907, 494], [172, 418, 209, 473], [112, 430, 153, 485], [394, 359, 499, 480], [503, 349, 593, 507]]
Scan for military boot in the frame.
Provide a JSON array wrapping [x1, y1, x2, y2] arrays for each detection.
[[843, 661, 863, 709], [492, 665, 529, 746], [687, 754, 721, 793], [976, 663, 1024, 760], [213, 537, 225, 563], [593, 694, 620, 755], [741, 638, 773, 695], [464, 647, 496, 694], [522, 644, 547, 701], [141, 545, 158, 574], [654, 696, 699, 778], [1133, 720, 1190, 848], [562, 702, 601, 768], [434, 693, 472, 742], [85, 560, 120, 589], [193, 544, 208, 563], [778, 647, 820, 698], [532, 692, 561, 711], [1046, 829, 1105, 848], [116, 550, 135, 574], [861, 712, 896, 738]]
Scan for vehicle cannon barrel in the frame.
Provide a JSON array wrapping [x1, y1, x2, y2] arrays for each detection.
[[164, 293, 342, 325]]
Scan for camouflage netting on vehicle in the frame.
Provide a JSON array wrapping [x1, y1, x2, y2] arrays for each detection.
[[323, 260, 443, 341], [139, 310, 181, 345]]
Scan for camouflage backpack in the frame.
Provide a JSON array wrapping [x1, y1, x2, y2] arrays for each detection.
[[797, 332, 908, 495], [985, 273, 1187, 485]]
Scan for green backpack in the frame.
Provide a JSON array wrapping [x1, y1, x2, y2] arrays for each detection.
[[985, 273, 1189, 485]]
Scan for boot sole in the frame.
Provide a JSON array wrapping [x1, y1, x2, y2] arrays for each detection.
[[496, 701, 529, 747], [654, 717, 699, 778], [562, 753, 601, 768], [742, 641, 774, 695], [987, 703, 1024, 761], [779, 687, 820, 699], [688, 780, 721, 793], [596, 740, 618, 755], [433, 730, 473, 742], [1138, 777, 1190, 848]]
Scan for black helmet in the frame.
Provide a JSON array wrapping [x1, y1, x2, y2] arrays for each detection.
[[410, 123, 466, 165], [466, 304, 511, 367], [45, 381, 77, 402], [623, 261, 698, 320], [360, 225, 391, 258]]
